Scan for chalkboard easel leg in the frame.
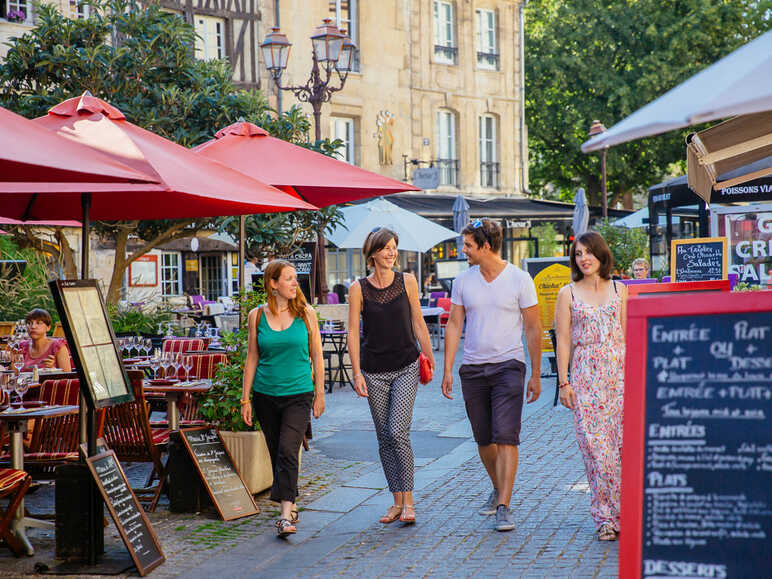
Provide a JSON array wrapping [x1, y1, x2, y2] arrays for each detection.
[[87, 407, 103, 565]]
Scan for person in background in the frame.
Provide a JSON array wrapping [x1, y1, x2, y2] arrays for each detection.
[[631, 257, 650, 279], [19, 308, 71, 371], [554, 231, 627, 542], [244, 254, 260, 291], [441, 218, 542, 532], [348, 227, 435, 525], [241, 259, 325, 538]]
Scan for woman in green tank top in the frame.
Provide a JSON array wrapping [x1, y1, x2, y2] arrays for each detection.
[[241, 260, 325, 538]]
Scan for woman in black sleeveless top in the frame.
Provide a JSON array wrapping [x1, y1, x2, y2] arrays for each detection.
[[348, 228, 435, 525]]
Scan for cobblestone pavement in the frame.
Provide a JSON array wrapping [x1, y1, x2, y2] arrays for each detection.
[[0, 346, 618, 578]]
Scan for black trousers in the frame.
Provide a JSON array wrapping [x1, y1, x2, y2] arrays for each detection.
[[252, 390, 313, 503]]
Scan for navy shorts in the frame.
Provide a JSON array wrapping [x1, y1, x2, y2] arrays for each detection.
[[459, 358, 526, 446]]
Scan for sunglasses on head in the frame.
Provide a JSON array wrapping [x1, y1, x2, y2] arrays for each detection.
[[470, 219, 491, 246], [371, 227, 381, 234]]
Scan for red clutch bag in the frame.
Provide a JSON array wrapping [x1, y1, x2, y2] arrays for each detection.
[[418, 353, 433, 385]]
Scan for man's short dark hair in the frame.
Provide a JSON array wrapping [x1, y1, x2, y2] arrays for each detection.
[[570, 231, 613, 281], [461, 219, 502, 253]]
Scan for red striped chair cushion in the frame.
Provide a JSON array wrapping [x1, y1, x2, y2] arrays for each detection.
[[162, 339, 205, 354], [38, 379, 80, 406], [150, 428, 170, 445], [0, 468, 27, 491]]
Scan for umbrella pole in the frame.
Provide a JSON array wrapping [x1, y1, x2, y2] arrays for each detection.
[[239, 215, 246, 326], [79, 194, 90, 447], [418, 253, 422, 297]]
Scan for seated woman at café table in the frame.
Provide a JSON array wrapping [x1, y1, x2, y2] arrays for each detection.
[[19, 308, 71, 371]]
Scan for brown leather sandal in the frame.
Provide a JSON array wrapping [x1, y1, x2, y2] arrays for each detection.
[[597, 523, 617, 541], [400, 504, 416, 524], [379, 505, 403, 524]]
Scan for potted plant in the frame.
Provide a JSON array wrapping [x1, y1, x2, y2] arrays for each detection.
[[6, 9, 26, 22], [198, 286, 275, 494]]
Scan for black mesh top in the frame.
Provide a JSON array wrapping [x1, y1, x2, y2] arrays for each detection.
[[360, 272, 419, 373]]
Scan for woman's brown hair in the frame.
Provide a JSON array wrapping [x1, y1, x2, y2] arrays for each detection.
[[25, 308, 52, 328], [263, 259, 308, 319], [362, 227, 399, 267], [570, 231, 613, 281]]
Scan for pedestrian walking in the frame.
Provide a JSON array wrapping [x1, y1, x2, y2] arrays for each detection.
[[347, 227, 435, 525], [554, 231, 627, 541], [241, 259, 325, 538], [441, 218, 542, 532]]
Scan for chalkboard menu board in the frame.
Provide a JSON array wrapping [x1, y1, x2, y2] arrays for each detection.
[[86, 451, 164, 576], [637, 306, 772, 577], [670, 237, 727, 282], [180, 427, 259, 521]]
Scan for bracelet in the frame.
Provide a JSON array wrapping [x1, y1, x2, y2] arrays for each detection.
[[240, 399, 251, 405], [558, 381, 570, 389]]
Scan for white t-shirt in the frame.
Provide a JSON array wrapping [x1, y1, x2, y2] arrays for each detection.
[[451, 263, 538, 365]]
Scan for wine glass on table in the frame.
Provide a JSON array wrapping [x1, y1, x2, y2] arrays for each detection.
[[171, 353, 183, 381], [159, 353, 171, 380], [150, 353, 161, 379], [11, 352, 24, 375], [14, 374, 30, 408], [0, 373, 11, 410], [141, 338, 151, 359], [182, 356, 194, 383]]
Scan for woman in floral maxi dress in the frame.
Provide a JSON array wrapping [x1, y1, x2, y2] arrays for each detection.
[[554, 232, 627, 541]]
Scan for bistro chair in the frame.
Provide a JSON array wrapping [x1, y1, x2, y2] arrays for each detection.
[[159, 352, 226, 427], [0, 468, 32, 556], [161, 338, 205, 354], [102, 370, 168, 512], [429, 291, 448, 307]]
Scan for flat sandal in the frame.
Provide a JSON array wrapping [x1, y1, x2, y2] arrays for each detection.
[[380, 505, 403, 524], [400, 504, 416, 524]]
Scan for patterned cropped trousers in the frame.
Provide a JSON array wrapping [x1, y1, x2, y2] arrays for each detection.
[[363, 359, 419, 493]]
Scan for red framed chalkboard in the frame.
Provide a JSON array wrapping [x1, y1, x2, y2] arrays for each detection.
[[621, 291, 772, 579], [626, 279, 730, 298]]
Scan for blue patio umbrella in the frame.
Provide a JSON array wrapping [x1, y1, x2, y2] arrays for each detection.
[[572, 188, 590, 237], [452, 194, 470, 256]]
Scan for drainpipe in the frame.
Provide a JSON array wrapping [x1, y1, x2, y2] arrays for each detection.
[[275, 0, 282, 113], [519, 0, 530, 195]]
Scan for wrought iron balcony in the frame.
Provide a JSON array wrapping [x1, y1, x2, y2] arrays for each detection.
[[434, 44, 458, 63], [477, 51, 500, 69], [435, 159, 459, 187]]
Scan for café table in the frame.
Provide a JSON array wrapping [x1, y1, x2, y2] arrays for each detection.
[[421, 307, 445, 350], [320, 329, 351, 391], [142, 380, 212, 431], [0, 404, 79, 555]]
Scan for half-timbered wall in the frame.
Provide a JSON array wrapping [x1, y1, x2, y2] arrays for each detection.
[[160, 0, 261, 88]]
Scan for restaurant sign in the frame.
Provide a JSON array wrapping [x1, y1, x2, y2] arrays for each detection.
[[712, 204, 772, 286]]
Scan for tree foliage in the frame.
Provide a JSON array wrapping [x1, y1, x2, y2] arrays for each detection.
[[594, 221, 649, 275], [525, 0, 772, 206], [0, 0, 342, 304]]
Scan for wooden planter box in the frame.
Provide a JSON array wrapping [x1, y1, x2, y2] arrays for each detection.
[[219, 430, 273, 494], [219, 429, 304, 495]]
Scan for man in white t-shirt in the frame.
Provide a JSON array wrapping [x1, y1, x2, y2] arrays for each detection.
[[441, 218, 541, 532]]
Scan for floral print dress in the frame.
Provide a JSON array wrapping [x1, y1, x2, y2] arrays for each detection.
[[569, 282, 625, 531]]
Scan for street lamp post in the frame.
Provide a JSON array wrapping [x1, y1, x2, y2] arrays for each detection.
[[588, 119, 608, 219], [260, 20, 357, 303]]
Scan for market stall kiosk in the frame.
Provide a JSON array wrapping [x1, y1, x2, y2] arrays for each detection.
[[620, 290, 772, 578]]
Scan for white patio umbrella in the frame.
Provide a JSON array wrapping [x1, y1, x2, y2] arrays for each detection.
[[582, 30, 772, 152], [327, 197, 459, 288], [572, 188, 590, 236], [452, 194, 470, 257]]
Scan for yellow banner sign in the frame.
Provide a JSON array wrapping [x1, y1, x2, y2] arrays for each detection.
[[532, 263, 572, 352]]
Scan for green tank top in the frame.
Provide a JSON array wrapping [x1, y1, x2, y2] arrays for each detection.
[[252, 312, 314, 397]]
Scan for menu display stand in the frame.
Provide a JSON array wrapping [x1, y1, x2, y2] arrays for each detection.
[[621, 291, 772, 578], [670, 236, 728, 282]]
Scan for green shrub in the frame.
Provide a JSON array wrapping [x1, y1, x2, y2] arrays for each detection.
[[108, 304, 176, 335], [199, 283, 265, 432], [0, 237, 57, 322], [593, 220, 649, 275]]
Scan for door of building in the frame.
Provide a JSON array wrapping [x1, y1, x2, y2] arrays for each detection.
[[200, 254, 225, 300]]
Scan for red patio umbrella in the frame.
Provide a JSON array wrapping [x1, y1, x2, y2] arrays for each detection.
[[0, 216, 81, 227], [1, 104, 157, 189], [194, 121, 420, 300]]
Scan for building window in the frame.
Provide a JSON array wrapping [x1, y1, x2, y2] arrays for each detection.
[[433, 1, 457, 64], [160, 252, 182, 297], [476, 9, 498, 70], [68, 0, 89, 19], [436, 109, 458, 187], [479, 114, 500, 189], [194, 15, 226, 61], [200, 255, 225, 300], [330, 116, 356, 165], [330, 0, 360, 72], [3, 0, 30, 22], [229, 252, 239, 294]]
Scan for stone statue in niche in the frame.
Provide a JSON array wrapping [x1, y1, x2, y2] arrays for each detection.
[[376, 110, 395, 165]]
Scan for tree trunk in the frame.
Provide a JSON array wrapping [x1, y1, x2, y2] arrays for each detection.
[[54, 228, 78, 279], [106, 228, 131, 306]]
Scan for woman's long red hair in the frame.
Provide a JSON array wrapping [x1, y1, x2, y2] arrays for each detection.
[[263, 259, 308, 319]]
